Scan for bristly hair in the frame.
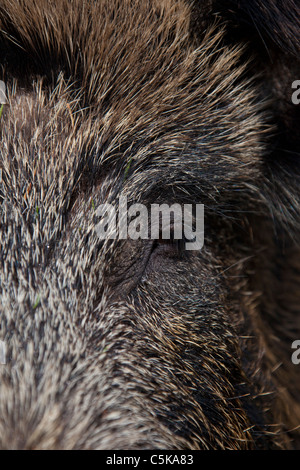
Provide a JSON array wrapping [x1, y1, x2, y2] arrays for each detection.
[[0, 0, 299, 450]]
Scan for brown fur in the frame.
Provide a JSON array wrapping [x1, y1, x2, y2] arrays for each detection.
[[0, 0, 299, 449]]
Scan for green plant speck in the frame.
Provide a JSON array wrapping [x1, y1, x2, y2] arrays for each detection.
[[33, 295, 40, 309], [0, 105, 4, 120], [124, 156, 133, 180]]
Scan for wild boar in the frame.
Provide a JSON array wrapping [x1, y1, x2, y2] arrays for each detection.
[[0, 0, 299, 449]]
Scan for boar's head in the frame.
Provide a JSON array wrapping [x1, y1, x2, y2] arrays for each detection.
[[0, 0, 299, 449]]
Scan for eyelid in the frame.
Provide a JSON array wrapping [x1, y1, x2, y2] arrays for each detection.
[[151, 224, 188, 256]]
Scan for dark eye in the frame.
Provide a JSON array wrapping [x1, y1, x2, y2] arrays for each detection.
[[150, 225, 188, 258]]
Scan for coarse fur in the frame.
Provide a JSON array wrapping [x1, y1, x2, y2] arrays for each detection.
[[0, 0, 299, 449]]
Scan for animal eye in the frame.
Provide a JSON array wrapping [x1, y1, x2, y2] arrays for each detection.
[[151, 224, 188, 258]]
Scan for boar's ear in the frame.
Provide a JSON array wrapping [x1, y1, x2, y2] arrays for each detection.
[[217, 0, 300, 56], [216, 0, 300, 148], [205, 0, 300, 235]]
